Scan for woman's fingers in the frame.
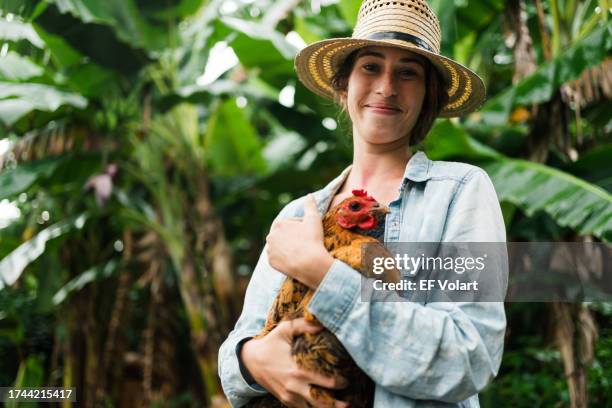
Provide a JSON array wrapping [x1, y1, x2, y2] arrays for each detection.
[[280, 317, 323, 338], [278, 382, 313, 408], [283, 383, 349, 408], [294, 361, 349, 407], [298, 383, 349, 408], [302, 370, 348, 391], [301, 387, 349, 408]]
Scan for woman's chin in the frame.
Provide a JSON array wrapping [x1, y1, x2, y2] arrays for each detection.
[[359, 130, 408, 146]]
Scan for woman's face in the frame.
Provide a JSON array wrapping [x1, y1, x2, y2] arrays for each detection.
[[343, 46, 427, 146]]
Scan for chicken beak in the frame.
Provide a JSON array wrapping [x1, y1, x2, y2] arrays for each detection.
[[373, 203, 390, 214]]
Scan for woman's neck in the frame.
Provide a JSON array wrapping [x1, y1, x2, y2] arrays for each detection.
[[347, 133, 412, 189]]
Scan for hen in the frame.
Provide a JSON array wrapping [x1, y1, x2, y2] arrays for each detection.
[[247, 190, 399, 408]]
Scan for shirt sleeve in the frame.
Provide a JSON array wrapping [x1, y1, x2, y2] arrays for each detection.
[[217, 203, 298, 407], [235, 337, 257, 385], [307, 169, 508, 403]]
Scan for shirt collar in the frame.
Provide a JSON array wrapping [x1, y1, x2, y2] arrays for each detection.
[[402, 150, 432, 183], [312, 150, 433, 212], [312, 165, 353, 214]]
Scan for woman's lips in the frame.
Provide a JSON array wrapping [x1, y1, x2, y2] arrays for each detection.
[[365, 104, 402, 115]]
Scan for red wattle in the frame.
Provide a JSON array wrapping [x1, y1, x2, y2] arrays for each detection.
[[337, 216, 355, 229], [358, 215, 377, 230]]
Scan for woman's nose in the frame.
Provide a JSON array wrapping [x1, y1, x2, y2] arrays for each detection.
[[375, 71, 397, 97]]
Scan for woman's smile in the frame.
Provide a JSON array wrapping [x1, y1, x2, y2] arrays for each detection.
[[344, 46, 427, 145], [364, 102, 403, 115]]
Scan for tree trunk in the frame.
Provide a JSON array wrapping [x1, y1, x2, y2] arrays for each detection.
[[504, 0, 537, 83], [550, 303, 598, 408]]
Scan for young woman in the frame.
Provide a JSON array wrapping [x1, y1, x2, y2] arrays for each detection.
[[219, 1, 507, 407]]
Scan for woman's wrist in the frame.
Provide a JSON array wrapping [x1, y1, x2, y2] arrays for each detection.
[[236, 337, 258, 385], [303, 250, 334, 289], [240, 338, 262, 385]]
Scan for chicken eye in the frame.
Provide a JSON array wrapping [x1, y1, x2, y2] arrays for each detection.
[[348, 201, 361, 211]]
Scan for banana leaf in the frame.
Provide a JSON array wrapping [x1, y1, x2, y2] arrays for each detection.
[[0, 52, 44, 81], [0, 19, 44, 47], [32, 2, 151, 74], [0, 82, 87, 125], [0, 157, 65, 200], [423, 120, 612, 241], [40, 0, 195, 51], [204, 98, 267, 177], [480, 21, 612, 125], [424, 119, 502, 161], [483, 159, 612, 241], [52, 259, 120, 305], [0, 213, 88, 290], [218, 16, 297, 89], [565, 145, 612, 192]]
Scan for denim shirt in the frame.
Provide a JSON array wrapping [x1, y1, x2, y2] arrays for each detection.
[[218, 151, 507, 407]]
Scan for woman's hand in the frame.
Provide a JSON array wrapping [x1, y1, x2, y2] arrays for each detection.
[[241, 318, 349, 408], [266, 194, 334, 289]]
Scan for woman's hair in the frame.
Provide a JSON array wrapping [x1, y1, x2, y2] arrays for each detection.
[[330, 49, 449, 146]]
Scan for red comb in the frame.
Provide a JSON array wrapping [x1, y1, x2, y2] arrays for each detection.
[[352, 189, 376, 201]]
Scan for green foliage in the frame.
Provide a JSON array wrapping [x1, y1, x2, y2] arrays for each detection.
[[337, 0, 360, 26], [424, 119, 502, 161], [52, 259, 120, 305], [483, 160, 612, 241], [0, 213, 88, 289], [589, 327, 612, 407], [481, 342, 569, 406], [205, 98, 266, 177], [0, 157, 64, 200], [0, 83, 87, 125], [0, 285, 53, 392], [0, 0, 610, 405], [0, 19, 43, 46], [424, 120, 612, 241], [0, 52, 44, 81], [481, 22, 612, 126]]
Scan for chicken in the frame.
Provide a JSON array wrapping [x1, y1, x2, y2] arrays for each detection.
[[246, 190, 400, 408]]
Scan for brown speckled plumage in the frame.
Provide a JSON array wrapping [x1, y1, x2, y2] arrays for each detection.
[[246, 191, 399, 408]]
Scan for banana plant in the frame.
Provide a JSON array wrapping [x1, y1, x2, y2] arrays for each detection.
[[1, 1, 611, 407]]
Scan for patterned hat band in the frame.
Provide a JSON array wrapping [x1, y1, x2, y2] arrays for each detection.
[[365, 32, 433, 53]]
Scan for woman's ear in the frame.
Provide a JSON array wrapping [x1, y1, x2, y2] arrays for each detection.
[[339, 90, 348, 109]]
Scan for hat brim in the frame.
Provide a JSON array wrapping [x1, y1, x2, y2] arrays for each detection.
[[294, 38, 486, 118]]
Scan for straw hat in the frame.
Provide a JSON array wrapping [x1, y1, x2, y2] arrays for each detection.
[[294, 0, 486, 117]]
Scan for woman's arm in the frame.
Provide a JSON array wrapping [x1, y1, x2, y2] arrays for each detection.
[[217, 241, 284, 406], [270, 170, 507, 403]]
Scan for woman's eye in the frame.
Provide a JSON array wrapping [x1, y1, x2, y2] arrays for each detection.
[[400, 69, 417, 78], [362, 63, 378, 72]]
